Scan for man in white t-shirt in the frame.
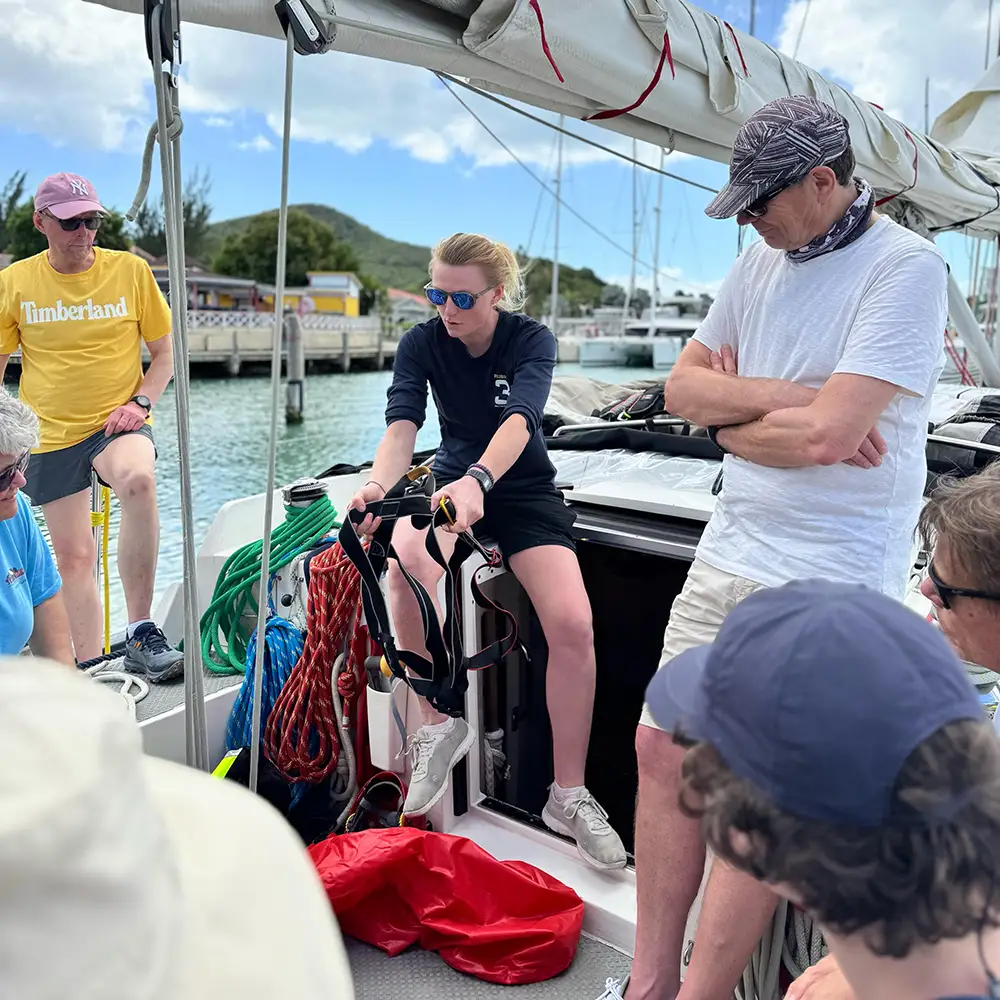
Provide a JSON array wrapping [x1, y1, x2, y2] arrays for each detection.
[[600, 97, 948, 1000]]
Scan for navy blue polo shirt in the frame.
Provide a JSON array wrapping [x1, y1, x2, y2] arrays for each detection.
[[385, 311, 557, 493]]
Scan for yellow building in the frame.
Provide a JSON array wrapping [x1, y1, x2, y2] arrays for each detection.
[[259, 271, 362, 317]]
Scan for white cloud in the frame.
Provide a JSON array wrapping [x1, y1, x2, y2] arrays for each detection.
[[0, 0, 152, 150], [776, 0, 992, 132], [0, 0, 690, 176], [237, 134, 274, 153]]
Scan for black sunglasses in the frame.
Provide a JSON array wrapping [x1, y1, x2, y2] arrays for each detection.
[[45, 211, 102, 232], [0, 451, 29, 492], [927, 560, 1000, 610], [742, 179, 796, 219]]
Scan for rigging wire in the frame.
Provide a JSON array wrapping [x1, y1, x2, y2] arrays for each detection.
[[434, 71, 718, 195], [792, 0, 813, 60], [441, 73, 703, 284], [437, 73, 659, 270], [524, 131, 558, 257]]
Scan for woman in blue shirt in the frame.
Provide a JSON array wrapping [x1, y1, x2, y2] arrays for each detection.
[[0, 392, 72, 663], [349, 233, 626, 871]]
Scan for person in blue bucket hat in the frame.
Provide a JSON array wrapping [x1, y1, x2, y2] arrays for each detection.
[[646, 578, 1000, 1000]]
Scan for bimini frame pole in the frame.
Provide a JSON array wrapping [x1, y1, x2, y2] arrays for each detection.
[[145, 1, 210, 770]]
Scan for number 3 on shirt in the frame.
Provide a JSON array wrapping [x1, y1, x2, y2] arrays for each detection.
[[494, 376, 510, 407]]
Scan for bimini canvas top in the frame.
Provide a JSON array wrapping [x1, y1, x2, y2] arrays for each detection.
[[86, 0, 1000, 239]]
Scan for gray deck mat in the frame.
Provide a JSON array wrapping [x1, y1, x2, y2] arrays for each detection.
[[91, 660, 242, 722], [345, 934, 631, 999]]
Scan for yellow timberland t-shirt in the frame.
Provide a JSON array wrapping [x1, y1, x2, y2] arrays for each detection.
[[0, 248, 172, 452]]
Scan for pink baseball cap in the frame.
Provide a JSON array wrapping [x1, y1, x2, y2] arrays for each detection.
[[34, 173, 105, 220]]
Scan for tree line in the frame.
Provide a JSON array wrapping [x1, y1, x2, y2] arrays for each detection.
[[0, 170, 383, 314]]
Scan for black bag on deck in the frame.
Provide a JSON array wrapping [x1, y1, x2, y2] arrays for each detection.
[[926, 394, 1000, 484], [592, 384, 666, 421]]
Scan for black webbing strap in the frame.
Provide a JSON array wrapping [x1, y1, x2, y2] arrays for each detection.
[[338, 467, 521, 716]]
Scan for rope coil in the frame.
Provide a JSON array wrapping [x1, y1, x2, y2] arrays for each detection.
[[263, 540, 370, 786], [195, 495, 339, 673], [226, 606, 304, 751]]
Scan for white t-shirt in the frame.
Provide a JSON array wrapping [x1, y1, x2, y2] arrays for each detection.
[[694, 216, 947, 599]]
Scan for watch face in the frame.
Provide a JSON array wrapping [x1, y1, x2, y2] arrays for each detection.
[[134, 396, 150, 409]]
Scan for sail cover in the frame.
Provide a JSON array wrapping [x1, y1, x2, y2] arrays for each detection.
[[84, 0, 1000, 239]]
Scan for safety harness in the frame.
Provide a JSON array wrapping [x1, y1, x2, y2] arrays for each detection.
[[338, 467, 522, 717]]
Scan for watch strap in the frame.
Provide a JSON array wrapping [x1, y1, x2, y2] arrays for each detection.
[[465, 463, 494, 493], [707, 426, 728, 454]]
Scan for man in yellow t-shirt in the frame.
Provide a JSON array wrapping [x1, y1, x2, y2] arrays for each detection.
[[0, 173, 183, 680]]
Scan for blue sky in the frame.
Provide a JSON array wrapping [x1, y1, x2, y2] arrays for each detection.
[[0, 0, 993, 293]]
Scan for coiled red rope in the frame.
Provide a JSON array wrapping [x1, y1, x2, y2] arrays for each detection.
[[264, 541, 370, 784]]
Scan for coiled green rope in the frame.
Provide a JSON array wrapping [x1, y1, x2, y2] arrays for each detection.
[[187, 494, 340, 674]]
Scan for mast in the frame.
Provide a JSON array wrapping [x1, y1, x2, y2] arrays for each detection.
[[748, 0, 756, 36], [651, 146, 664, 330], [550, 113, 564, 332], [625, 137, 638, 320]]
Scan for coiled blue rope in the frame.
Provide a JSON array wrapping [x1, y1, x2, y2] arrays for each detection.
[[226, 600, 304, 752]]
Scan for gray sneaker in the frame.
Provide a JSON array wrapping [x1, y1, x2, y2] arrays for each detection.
[[123, 622, 185, 683], [402, 718, 475, 816], [542, 785, 628, 870], [595, 974, 629, 998]]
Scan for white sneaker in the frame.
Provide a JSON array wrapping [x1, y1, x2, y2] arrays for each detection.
[[542, 785, 628, 870], [595, 974, 629, 998], [401, 718, 475, 816]]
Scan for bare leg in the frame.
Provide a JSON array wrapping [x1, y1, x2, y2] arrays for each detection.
[[507, 545, 594, 787], [386, 517, 458, 726], [677, 864, 778, 1000], [91, 434, 158, 623], [42, 489, 100, 661], [629, 728, 707, 1000], [630, 558, 772, 999]]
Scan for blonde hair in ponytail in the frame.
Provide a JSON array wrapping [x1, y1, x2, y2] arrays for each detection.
[[430, 233, 526, 312]]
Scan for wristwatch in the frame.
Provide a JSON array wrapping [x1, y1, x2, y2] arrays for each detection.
[[465, 463, 494, 494], [707, 425, 728, 454], [130, 395, 152, 414]]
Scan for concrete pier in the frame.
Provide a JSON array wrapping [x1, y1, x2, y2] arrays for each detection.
[[3, 310, 397, 377]]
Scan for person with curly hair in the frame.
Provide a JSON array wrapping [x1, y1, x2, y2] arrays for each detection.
[[646, 577, 999, 1000]]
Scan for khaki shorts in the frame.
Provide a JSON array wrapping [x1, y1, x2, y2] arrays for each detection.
[[638, 558, 766, 730]]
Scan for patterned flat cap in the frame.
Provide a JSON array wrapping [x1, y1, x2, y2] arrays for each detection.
[[705, 96, 851, 220]]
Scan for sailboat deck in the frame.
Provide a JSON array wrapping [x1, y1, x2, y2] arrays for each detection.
[[345, 934, 630, 999]]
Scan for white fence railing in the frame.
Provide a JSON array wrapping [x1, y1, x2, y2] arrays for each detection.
[[186, 310, 382, 333]]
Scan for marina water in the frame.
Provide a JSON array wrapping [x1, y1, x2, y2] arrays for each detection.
[[38, 362, 647, 630]]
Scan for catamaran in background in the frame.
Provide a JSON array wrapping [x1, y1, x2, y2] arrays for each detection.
[[64, 1, 1000, 997]]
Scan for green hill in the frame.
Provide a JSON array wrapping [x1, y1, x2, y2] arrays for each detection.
[[202, 203, 432, 292], [202, 204, 608, 314]]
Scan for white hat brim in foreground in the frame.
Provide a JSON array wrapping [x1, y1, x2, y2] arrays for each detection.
[[0, 655, 354, 1000]]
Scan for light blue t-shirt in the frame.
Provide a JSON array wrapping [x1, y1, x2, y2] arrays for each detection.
[[0, 494, 61, 655]]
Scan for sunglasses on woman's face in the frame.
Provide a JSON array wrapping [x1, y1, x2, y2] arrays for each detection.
[[46, 212, 102, 232], [0, 451, 29, 493], [424, 284, 494, 311]]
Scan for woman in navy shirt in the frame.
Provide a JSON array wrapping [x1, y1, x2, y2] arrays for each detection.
[[0, 392, 72, 663], [349, 233, 626, 870]]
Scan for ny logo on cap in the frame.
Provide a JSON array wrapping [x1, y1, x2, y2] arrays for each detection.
[[69, 178, 89, 197]]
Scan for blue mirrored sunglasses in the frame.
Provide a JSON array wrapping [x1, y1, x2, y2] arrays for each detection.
[[424, 283, 495, 311]]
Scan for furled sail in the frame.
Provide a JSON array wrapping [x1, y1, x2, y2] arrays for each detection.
[[85, 0, 1000, 238]]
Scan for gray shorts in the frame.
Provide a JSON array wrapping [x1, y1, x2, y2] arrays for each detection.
[[22, 425, 156, 507]]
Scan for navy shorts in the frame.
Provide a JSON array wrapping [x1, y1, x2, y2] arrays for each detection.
[[436, 479, 577, 558], [22, 425, 156, 507]]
